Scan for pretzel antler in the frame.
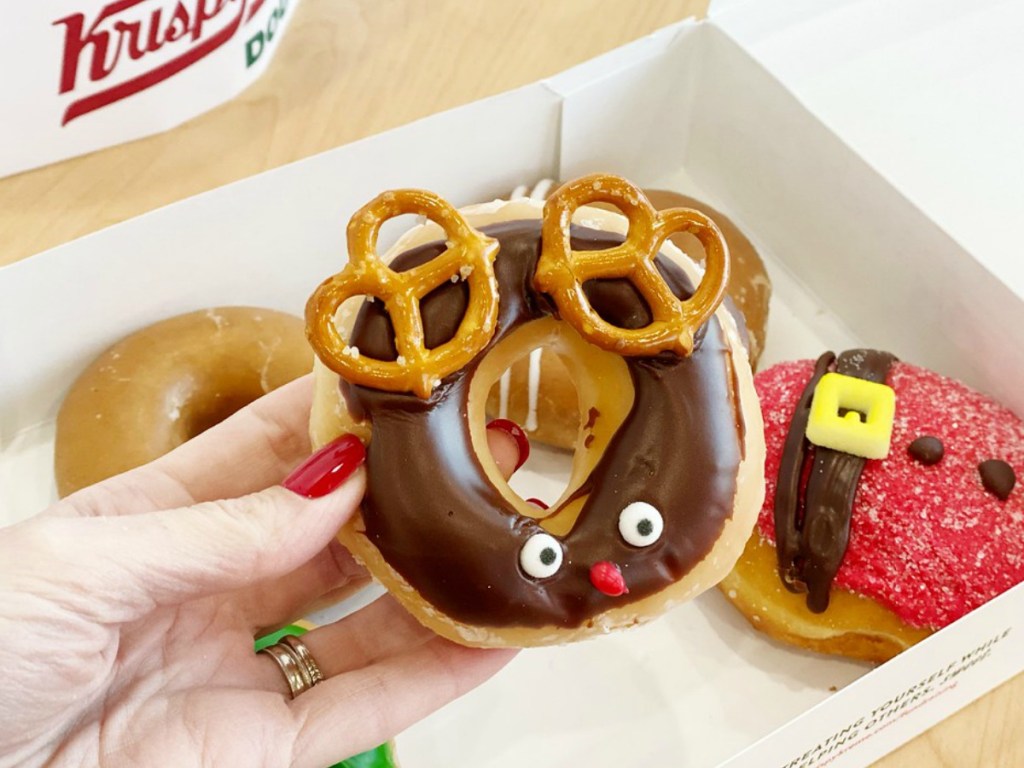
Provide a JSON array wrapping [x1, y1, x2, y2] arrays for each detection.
[[306, 189, 500, 398], [535, 174, 729, 357]]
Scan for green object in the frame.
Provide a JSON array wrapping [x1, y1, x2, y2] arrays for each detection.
[[330, 742, 398, 768], [254, 624, 308, 652], [254, 625, 399, 768]]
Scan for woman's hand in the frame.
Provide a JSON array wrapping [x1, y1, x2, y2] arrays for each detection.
[[0, 377, 521, 767]]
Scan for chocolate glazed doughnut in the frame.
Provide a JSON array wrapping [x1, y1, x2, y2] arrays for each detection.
[[349, 220, 741, 627], [308, 177, 765, 647]]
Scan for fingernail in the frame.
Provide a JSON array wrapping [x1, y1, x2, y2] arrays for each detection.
[[283, 435, 366, 498], [486, 418, 530, 471]]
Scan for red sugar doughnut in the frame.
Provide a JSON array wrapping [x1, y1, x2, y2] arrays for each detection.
[[722, 351, 1024, 661]]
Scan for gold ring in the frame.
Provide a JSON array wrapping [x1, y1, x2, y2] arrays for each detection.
[[281, 635, 324, 686], [260, 635, 324, 698]]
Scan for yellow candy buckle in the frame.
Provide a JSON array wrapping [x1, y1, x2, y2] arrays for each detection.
[[806, 372, 896, 459]]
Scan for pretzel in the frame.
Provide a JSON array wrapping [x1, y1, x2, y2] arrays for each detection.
[[306, 189, 500, 398], [535, 174, 730, 356]]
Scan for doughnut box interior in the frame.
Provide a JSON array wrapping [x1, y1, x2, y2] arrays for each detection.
[[2, 0, 1022, 766]]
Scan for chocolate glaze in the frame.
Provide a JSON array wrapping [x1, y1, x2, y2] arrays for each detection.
[[774, 349, 896, 613], [979, 459, 1016, 501], [344, 220, 744, 628], [908, 436, 944, 466]]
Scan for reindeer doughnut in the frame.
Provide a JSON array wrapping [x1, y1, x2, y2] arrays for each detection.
[[306, 175, 765, 647]]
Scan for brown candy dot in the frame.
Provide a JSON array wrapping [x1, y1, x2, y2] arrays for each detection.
[[979, 459, 1016, 501], [908, 435, 944, 465]]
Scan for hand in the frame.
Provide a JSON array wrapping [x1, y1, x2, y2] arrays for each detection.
[[0, 377, 524, 767]]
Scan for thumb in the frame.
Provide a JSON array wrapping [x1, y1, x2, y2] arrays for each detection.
[[16, 436, 365, 622]]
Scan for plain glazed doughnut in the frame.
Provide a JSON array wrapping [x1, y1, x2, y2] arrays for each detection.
[[720, 351, 1024, 662], [55, 307, 312, 497], [487, 186, 771, 450], [307, 176, 765, 647]]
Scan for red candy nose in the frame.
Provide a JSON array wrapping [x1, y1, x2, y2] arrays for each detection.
[[590, 561, 628, 596]]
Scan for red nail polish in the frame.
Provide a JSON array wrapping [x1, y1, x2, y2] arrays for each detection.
[[486, 418, 530, 471], [283, 435, 366, 498]]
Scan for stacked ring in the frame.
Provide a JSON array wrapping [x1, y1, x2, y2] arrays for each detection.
[[259, 635, 324, 699]]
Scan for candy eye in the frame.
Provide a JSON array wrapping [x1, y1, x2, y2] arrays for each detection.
[[519, 532, 563, 579], [618, 502, 664, 547]]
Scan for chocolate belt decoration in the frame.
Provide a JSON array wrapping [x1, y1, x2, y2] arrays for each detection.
[[774, 349, 897, 612], [307, 176, 743, 628]]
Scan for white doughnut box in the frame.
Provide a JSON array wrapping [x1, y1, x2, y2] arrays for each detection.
[[2, 0, 1022, 766]]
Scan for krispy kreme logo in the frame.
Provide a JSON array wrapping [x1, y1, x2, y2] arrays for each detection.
[[53, 0, 287, 125]]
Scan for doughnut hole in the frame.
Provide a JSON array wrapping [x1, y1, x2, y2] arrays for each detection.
[[486, 344, 579, 505], [484, 275, 666, 452], [470, 317, 635, 536], [177, 382, 270, 439], [486, 350, 576, 450]]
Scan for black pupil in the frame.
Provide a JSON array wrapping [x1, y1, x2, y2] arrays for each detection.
[[637, 518, 654, 537], [539, 547, 557, 566]]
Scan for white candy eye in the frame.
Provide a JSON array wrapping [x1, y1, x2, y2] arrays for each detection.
[[519, 532, 563, 579], [618, 502, 664, 547]]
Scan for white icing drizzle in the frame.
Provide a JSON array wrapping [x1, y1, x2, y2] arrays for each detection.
[[526, 347, 542, 432], [498, 181, 557, 432], [510, 178, 554, 202], [498, 368, 511, 420], [529, 178, 554, 200]]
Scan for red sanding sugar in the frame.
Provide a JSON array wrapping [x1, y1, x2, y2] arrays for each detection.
[[756, 359, 1024, 629]]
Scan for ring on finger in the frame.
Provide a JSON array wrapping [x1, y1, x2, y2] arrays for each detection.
[[260, 635, 324, 698]]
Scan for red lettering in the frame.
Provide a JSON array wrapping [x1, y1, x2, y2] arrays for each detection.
[[146, 8, 167, 54], [113, 19, 146, 60], [195, 0, 229, 41], [52, 0, 280, 123], [53, 0, 146, 93], [166, 2, 192, 43], [62, 0, 250, 125], [246, 0, 266, 22]]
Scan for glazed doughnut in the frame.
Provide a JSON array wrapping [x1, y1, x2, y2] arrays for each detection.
[[720, 350, 1024, 662], [488, 184, 770, 450], [55, 307, 312, 497], [307, 175, 765, 647]]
